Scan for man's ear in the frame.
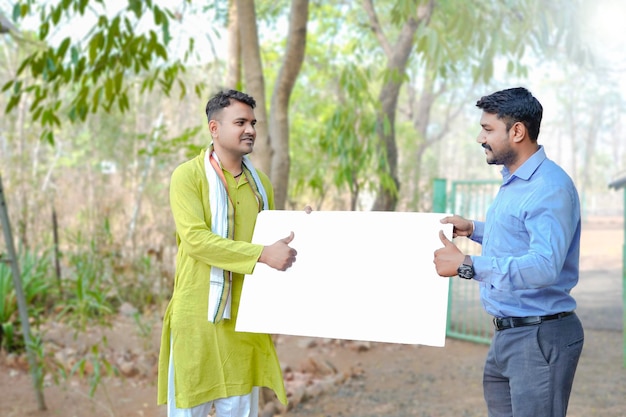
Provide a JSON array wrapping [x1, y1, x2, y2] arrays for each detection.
[[510, 121, 526, 143], [208, 120, 218, 138]]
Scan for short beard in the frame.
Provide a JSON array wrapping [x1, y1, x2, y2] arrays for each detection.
[[487, 148, 517, 166]]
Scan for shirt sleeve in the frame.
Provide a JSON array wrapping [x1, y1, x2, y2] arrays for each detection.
[[470, 221, 484, 244]]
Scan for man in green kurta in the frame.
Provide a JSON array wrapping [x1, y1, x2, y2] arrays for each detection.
[[157, 90, 296, 416]]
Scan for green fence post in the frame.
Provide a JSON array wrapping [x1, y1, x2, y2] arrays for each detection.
[[622, 188, 625, 368], [608, 176, 626, 368], [433, 178, 447, 213], [432, 178, 453, 338]]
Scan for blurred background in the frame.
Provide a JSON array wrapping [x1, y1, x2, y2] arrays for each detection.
[[0, 1, 624, 413]]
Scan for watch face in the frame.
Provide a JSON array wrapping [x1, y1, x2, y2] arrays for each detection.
[[457, 264, 474, 279]]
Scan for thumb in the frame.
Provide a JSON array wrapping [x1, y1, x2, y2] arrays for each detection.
[[281, 231, 295, 244], [439, 230, 452, 246]]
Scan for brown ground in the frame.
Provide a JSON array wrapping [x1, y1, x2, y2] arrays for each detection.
[[1, 216, 624, 417]]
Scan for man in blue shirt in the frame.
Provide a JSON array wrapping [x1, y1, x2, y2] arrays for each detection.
[[434, 87, 584, 417]]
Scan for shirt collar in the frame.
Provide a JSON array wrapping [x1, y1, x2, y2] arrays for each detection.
[[500, 145, 546, 184]]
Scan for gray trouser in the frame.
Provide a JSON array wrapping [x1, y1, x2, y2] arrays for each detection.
[[483, 313, 584, 417]]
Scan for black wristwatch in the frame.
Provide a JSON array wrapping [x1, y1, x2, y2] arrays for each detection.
[[457, 255, 474, 279]]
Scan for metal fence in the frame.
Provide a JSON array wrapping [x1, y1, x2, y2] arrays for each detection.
[[433, 178, 501, 345]]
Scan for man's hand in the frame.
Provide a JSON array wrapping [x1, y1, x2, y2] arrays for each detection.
[[440, 215, 473, 238], [259, 231, 297, 271], [433, 230, 465, 277]]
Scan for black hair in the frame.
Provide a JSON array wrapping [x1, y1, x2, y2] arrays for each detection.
[[476, 87, 543, 141], [205, 89, 256, 123]]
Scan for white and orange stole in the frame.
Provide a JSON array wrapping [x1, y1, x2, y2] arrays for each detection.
[[204, 144, 269, 323]]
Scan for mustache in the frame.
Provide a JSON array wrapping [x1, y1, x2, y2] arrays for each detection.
[[482, 143, 492, 151]]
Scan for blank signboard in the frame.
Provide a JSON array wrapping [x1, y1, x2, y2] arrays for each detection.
[[236, 210, 453, 347]]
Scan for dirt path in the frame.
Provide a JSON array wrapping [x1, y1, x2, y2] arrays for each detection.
[[1, 217, 624, 417]]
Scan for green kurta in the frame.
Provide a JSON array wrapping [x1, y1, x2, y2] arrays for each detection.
[[157, 149, 287, 408]]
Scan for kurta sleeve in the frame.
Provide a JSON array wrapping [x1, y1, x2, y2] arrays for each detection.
[[169, 159, 264, 275]]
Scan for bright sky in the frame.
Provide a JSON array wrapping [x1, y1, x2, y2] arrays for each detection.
[[581, 0, 626, 74]]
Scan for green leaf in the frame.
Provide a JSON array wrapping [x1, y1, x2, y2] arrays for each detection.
[[46, 57, 57, 74], [89, 32, 104, 63], [30, 55, 44, 77], [74, 57, 86, 81], [114, 71, 123, 93], [178, 79, 186, 99], [39, 21, 49, 40], [70, 46, 79, 64], [128, 0, 142, 19], [16, 55, 33, 76], [51, 5, 62, 25], [12, 3, 20, 20], [154, 43, 167, 59], [1, 80, 14, 93], [41, 130, 55, 145], [104, 77, 114, 102], [92, 86, 102, 113], [5, 95, 20, 114], [31, 106, 43, 122], [507, 60, 514, 73], [153, 6, 163, 25], [15, 3, 30, 19], [78, 0, 89, 14], [57, 38, 71, 60], [118, 93, 129, 113], [68, 106, 77, 122]]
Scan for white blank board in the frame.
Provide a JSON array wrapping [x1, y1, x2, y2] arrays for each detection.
[[236, 211, 452, 347]]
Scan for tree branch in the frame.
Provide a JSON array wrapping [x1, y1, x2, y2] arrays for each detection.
[[362, 0, 391, 58]]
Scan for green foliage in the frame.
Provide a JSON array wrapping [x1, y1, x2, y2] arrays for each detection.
[[291, 0, 592, 210], [3, 0, 197, 144], [55, 222, 116, 330], [143, 124, 205, 160], [411, 0, 591, 84], [0, 218, 160, 397], [0, 248, 54, 352], [70, 338, 117, 397], [110, 253, 159, 312]]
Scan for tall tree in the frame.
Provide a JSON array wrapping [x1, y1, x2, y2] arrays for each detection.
[[225, 0, 241, 89], [268, 0, 309, 208], [235, 0, 309, 208], [363, 0, 433, 211], [236, 0, 271, 173], [360, 0, 589, 211]]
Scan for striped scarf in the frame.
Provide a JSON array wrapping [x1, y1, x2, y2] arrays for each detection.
[[204, 144, 269, 323]]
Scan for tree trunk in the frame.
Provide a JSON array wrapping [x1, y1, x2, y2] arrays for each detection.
[[269, 0, 309, 209], [225, 0, 241, 90], [365, 0, 434, 211], [405, 72, 462, 210], [236, 0, 272, 174]]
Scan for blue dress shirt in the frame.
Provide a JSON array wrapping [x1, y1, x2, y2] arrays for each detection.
[[470, 146, 581, 318]]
